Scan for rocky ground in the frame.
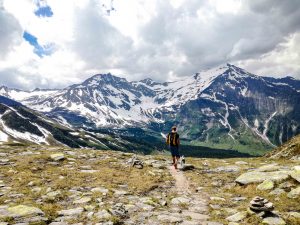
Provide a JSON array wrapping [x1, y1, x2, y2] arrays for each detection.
[[0, 145, 299, 225]]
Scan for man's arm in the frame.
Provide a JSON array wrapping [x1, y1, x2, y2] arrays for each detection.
[[177, 134, 180, 146]]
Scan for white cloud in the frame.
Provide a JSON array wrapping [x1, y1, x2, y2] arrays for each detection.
[[0, 0, 299, 90]]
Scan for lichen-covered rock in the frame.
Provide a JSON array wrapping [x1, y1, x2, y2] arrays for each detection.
[[287, 187, 300, 198], [226, 211, 247, 222], [290, 170, 300, 183], [57, 207, 84, 216], [73, 197, 92, 204], [257, 164, 280, 172], [94, 209, 111, 220], [7, 205, 44, 217], [171, 196, 190, 205], [262, 217, 286, 225], [257, 180, 274, 191], [235, 171, 289, 185], [157, 214, 183, 223], [50, 153, 65, 161]]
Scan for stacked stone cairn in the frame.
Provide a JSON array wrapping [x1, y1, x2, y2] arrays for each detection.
[[128, 155, 144, 169], [249, 196, 274, 216]]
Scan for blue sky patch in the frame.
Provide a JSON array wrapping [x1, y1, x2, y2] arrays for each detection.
[[35, 5, 53, 17], [23, 31, 53, 57]]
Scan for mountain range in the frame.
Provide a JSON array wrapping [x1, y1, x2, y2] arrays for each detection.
[[1, 63, 300, 155]]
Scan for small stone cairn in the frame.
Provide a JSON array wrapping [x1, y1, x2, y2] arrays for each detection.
[[249, 196, 274, 213], [128, 155, 144, 169]]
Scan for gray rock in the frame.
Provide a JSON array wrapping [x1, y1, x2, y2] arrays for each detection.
[[235, 161, 248, 165], [50, 153, 65, 161], [262, 217, 286, 225], [157, 214, 183, 223], [287, 212, 300, 218], [210, 197, 226, 201], [58, 207, 84, 216], [257, 164, 280, 172], [269, 188, 285, 196], [1, 205, 45, 218], [94, 209, 111, 220], [215, 166, 240, 173], [287, 187, 300, 198], [235, 171, 290, 185], [80, 170, 99, 173], [49, 223, 68, 225], [226, 211, 247, 222], [109, 203, 128, 218], [73, 197, 91, 204], [171, 196, 190, 204], [114, 190, 128, 196], [257, 180, 274, 191], [290, 170, 300, 183], [91, 187, 109, 194]]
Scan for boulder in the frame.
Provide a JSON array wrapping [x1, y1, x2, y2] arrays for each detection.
[[269, 188, 285, 196], [235, 171, 289, 185], [262, 217, 286, 225], [58, 207, 84, 216], [171, 196, 190, 205], [215, 166, 240, 173], [73, 197, 92, 204], [94, 209, 111, 220], [257, 164, 280, 172], [287, 187, 300, 199], [7, 205, 44, 217], [290, 170, 300, 183], [50, 153, 65, 161], [157, 214, 183, 223], [257, 180, 274, 191], [226, 211, 247, 222]]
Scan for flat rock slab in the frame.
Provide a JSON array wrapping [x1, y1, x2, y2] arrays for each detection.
[[226, 211, 247, 222], [215, 166, 240, 173], [58, 207, 84, 216], [171, 196, 190, 205], [287, 187, 300, 198], [0, 205, 44, 218], [290, 170, 300, 182], [257, 180, 275, 191], [235, 171, 290, 185], [157, 214, 183, 223], [50, 153, 65, 161], [257, 164, 280, 172], [73, 197, 91, 204], [262, 217, 286, 225]]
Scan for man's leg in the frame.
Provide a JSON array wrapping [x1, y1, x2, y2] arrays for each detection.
[[175, 156, 180, 169], [172, 156, 176, 166]]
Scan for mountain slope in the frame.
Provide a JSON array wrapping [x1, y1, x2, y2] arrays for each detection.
[[1, 64, 300, 154], [265, 133, 300, 159]]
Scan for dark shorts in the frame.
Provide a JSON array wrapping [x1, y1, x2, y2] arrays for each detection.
[[170, 145, 180, 157]]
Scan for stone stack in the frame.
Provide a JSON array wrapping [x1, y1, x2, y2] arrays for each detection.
[[128, 155, 144, 169], [249, 196, 274, 213]]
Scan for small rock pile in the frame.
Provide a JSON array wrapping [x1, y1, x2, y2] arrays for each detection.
[[249, 196, 274, 213], [128, 155, 144, 169], [248, 196, 286, 224]]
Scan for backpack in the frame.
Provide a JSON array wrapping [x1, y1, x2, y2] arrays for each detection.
[[166, 132, 179, 146]]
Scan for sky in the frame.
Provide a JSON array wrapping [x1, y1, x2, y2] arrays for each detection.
[[0, 0, 300, 90]]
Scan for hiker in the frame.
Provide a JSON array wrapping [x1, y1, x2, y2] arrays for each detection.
[[166, 126, 180, 170]]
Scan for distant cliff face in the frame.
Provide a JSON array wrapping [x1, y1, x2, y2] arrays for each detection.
[[1, 64, 300, 153]]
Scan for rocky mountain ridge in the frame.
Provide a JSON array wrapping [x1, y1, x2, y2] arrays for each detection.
[[1, 64, 300, 153]]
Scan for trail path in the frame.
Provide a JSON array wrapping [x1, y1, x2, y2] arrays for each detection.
[[167, 165, 221, 225]]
